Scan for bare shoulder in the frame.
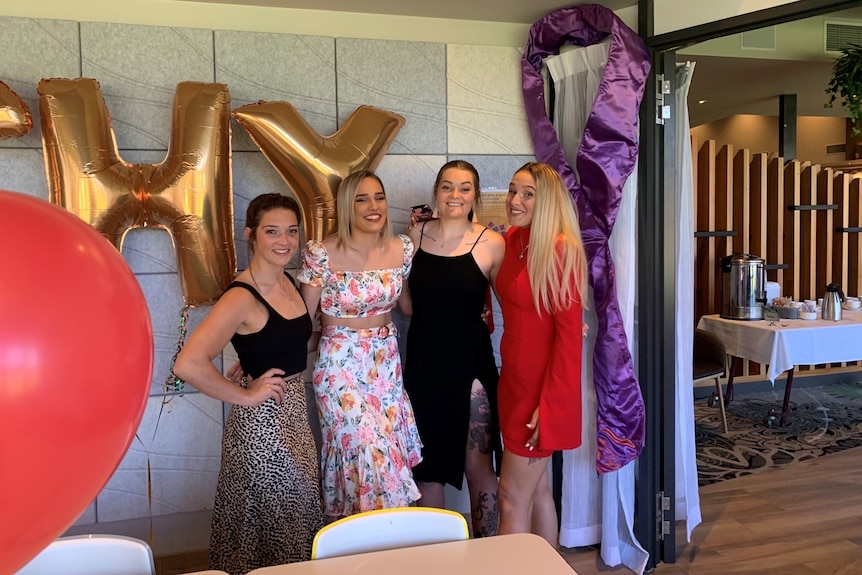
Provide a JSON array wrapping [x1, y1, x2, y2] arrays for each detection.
[[479, 225, 505, 244], [202, 283, 259, 330], [473, 224, 505, 251], [389, 233, 412, 250], [217, 281, 257, 310], [406, 223, 422, 245], [321, 235, 339, 253]]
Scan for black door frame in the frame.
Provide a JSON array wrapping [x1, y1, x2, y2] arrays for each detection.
[[635, 0, 862, 569]]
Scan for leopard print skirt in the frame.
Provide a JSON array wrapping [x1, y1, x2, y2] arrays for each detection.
[[209, 375, 323, 574]]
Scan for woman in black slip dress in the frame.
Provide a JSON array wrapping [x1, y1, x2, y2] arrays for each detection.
[[173, 194, 323, 574], [400, 160, 506, 537]]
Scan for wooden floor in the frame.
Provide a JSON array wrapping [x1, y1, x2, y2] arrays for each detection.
[[151, 447, 862, 574], [562, 446, 862, 574]]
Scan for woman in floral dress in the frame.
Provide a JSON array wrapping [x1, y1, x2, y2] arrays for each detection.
[[298, 169, 422, 520]]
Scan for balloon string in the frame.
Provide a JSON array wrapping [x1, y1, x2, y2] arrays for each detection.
[[164, 305, 190, 396], [132, 433, 156, 550]]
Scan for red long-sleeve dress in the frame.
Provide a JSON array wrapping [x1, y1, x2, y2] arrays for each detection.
[[496, 226, 584, 458]]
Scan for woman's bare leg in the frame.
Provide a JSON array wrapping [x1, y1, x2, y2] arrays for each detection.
[[464, 380, 499, 537], [416, 481, 445, 508], [529, 466, 557, 546], [497, 451, 557, 546]]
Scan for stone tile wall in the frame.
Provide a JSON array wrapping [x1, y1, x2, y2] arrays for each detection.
[[0, 14, 533, 524]]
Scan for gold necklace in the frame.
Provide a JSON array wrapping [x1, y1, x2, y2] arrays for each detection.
[[518, 234, 529, 259]]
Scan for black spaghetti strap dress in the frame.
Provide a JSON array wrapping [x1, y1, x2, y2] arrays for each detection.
[[403, 228, 501, 488]]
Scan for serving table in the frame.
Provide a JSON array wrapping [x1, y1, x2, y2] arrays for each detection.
[[245, 533, 576, 575], [697, 310, 862, 426]]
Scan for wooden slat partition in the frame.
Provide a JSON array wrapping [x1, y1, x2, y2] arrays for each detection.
[[783, 161, 801, 300], [715, 145, 735, 259], [799, 165, 818, 301], [732, 148, 751, 255], [815, 168, 835, 297], [833, 173, 851, 290], [694, 140, 860, 384], [850, 179, 862, 296], [748, 153, 769, 265], [696, 140, 718, 321], [766, 158, 786, 286]]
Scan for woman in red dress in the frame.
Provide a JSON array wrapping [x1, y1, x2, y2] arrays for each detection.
[[495, 162, 588, 545]]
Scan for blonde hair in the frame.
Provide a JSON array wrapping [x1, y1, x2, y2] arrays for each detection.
[[335, 170, 392, 248], [518, 162, 588, 313]]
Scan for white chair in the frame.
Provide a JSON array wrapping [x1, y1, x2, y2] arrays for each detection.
[[311, 507, 470, 560], [15, 534, 155, 575]]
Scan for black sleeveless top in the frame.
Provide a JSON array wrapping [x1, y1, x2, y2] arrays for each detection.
[[227, 279, 312, 379]]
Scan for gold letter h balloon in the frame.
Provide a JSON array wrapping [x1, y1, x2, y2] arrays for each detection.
[[38, 78, 235, 307], [38, 78, 406, 305]]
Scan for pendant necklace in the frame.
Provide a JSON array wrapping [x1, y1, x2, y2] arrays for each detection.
[[518, 234, 529, 259]]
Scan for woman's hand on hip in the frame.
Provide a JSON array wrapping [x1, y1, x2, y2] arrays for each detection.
[[245, 368, 287, 406]]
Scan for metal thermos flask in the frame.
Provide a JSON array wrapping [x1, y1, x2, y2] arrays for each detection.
[[822, 283, 845, 321]]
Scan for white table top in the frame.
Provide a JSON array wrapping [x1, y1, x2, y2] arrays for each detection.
[[697, 310, 862, 382], [245, 533, 576, 575]]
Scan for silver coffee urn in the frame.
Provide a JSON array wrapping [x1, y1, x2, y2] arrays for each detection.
[[720, 254, 767, 320]]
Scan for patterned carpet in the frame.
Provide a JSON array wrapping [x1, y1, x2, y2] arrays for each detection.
[[695, 380, 862, 486]]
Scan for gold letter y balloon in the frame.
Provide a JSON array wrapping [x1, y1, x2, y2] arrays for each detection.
[[233, 101, 404, 241], [38, 78, 235, 306]]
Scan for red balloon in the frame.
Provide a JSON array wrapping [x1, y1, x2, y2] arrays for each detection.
[[0, 191, 153, 575]]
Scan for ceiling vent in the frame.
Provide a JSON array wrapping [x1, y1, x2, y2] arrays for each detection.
[[740, 26, 776, 51], [825, 21, 862, 53]]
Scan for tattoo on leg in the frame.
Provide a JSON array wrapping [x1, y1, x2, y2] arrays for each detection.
[[468, 383, 492, 455], [528, 457, 543, 465], [473, 491, 499, 538]]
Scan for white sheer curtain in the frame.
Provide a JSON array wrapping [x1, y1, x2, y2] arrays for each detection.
[[674, 61, 701, 541], [546, 42, 648, 574]]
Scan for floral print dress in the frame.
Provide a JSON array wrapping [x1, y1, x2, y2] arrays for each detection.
[[298, 235, 422, 518]]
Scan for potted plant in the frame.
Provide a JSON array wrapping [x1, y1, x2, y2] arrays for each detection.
[[826, 43, 862, 136]]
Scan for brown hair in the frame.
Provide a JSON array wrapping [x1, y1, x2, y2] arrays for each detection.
[[433, 159, 481, 220], [245, 193, 301, 254]]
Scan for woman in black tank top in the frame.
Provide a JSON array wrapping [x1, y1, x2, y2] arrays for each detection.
[[399, 161, 506, 537], [173, 194, 322, 572]]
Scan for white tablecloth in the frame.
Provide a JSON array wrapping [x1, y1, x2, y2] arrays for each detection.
[[697, 310, 862, 383]]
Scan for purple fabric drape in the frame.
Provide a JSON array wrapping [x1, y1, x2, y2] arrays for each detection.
[[521, 4, 649, 473]]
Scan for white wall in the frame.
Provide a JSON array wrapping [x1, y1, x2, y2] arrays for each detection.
[[0, 0, 638, 47], [654, 0, 800, 35]]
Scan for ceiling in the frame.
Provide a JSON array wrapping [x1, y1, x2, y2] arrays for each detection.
[[184, 0, 856, 128], [684, 55, 840, 127], [184, 0, 639, 24]]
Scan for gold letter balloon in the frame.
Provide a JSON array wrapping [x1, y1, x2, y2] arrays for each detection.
[[233, 102, 404, 241], [38, 78, 235, 306], [0, 80, 32, 140]]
